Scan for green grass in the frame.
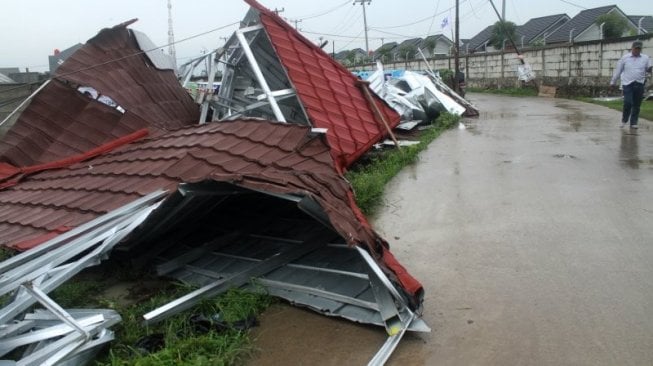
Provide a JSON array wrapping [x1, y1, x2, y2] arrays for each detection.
[[96, 285, 272, 366], [580, 97, 653, 122], [0, 246, 15, 261], [467, 86, 538, 97], [0, 257, 272, 366], [346, 113, 460, 216]]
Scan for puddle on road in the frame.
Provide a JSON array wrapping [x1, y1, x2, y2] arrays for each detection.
[[245, 303, 428, 366], [553, 154, 577, 159]]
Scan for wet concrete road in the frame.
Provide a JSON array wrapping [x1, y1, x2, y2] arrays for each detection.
[[247, 94, 653, 365]]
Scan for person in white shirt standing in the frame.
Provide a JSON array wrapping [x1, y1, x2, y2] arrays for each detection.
[[610, 41, 652, 129]]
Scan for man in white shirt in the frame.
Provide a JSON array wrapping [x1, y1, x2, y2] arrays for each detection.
[[610, 41, 652, 129]]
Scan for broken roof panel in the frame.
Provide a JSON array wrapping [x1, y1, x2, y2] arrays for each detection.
[[215, 0, 401, 170], [0, 19, 198, 169], [0, 119, 423, 316], [54, 19, 198, 129], [0, 16, 426, 360]]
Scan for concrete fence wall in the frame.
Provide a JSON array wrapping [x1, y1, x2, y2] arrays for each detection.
[[351, 35, 653, 95]]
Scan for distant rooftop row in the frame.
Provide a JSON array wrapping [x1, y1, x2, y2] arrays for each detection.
[[334, 4, 652, 64]]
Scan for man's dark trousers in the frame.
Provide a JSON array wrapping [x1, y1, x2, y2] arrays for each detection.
[[622, 81, 645, 126]]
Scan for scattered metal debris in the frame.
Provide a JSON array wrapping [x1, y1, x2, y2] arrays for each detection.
[[0, 192, 165, 364], [0, 1, 430, 364]]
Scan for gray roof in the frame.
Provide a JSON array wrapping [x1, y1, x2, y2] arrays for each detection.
[[0, 68, 20, 75], [397, 37, 423, 49], [423, 34, 452, 45], [546, 5, 627, 43], [464, 25, 494, 52], [48, 43, 84, 74], [517, 14, 570, 45], [0, 72, 16, 84], [374, 41, 397, 53], [629, 15, 653, 33]]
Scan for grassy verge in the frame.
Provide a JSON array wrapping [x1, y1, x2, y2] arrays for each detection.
[[467, 86, 538, 97], [579, 97, 653, 122], [346, 113, 460, 216]]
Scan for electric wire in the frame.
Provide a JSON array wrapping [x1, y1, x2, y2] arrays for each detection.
[[425, 0, 442, 37], [335, 29, 366, 52], [292, 0, 351, 20], [0, 20, 241, 95], [328, 5, 362, 37], [558, 0, 587, 10]]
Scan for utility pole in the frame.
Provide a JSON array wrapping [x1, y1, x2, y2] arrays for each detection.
[[292, 19, 303, 30], [167, 0, 176, 69], [273, 7, 284, 15], [454, 0, 460, 93], [353, 0, 371, 55], [502, 0, 505, 21]]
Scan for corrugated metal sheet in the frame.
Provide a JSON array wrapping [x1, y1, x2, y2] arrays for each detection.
[[0, 119, 422, 304], [243, 0, 401, 169]]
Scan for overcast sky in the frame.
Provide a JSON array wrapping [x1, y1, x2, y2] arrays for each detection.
[[1, 0, 649, 72]]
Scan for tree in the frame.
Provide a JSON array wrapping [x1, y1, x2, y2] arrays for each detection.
[[376, 47, 392, 63], [595, 13, 628, 39], [489, 20, 518, 50], [344, 50, 357, 66], [423, 37, 437, 57], [398, 44, 417, 61]]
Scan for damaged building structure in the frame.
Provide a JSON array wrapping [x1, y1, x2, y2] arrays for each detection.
[[0, 0, 475, 364]]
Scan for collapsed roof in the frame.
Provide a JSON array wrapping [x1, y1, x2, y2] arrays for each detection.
[[0, 19, 198, 168], [205, 0, 401, 171], [1, 7, 427, 364]]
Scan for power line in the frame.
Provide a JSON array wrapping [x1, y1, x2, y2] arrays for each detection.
[[328, 4, 360, 37], [0, 21, 241, 95], [425, 0, 442, 38], [558, 0, 587, 10], [293, 0, 351, 20]]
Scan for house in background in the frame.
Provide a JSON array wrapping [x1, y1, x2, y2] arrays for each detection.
[[628, 15, 653, 34], [373, 41, 398, 62], [546, 5, 642, 44], [517, 13, 570, 46], [0, 73, 15, 84], [461, 25, 494, 53], [394, 37, 423, 60], [48, 43, 83, 74], [462, 4, 650, 52], [421, 34, 454, 58]]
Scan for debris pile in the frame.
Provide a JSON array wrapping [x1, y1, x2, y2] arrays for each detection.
[[0, 0, 485, 363]]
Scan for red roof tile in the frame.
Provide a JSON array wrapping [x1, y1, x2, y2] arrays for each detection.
[[0, 20, 198, 168], [0, 120, 422, 300], [245, 0, 400, 169]]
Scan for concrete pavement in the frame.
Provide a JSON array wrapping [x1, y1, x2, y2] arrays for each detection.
[[247, 93, 653, 366]]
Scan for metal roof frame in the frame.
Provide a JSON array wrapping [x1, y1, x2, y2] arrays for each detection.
[[134, 183, 429, 364], [0, 191, 164, 364]]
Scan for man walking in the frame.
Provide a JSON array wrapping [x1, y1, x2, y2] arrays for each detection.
[[610, 41, 652, 129]]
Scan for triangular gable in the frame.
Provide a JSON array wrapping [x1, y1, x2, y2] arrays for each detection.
[[217, 0, 401, 171]]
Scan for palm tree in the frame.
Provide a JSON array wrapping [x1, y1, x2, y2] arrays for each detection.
[[489, 20, 518, 50]]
